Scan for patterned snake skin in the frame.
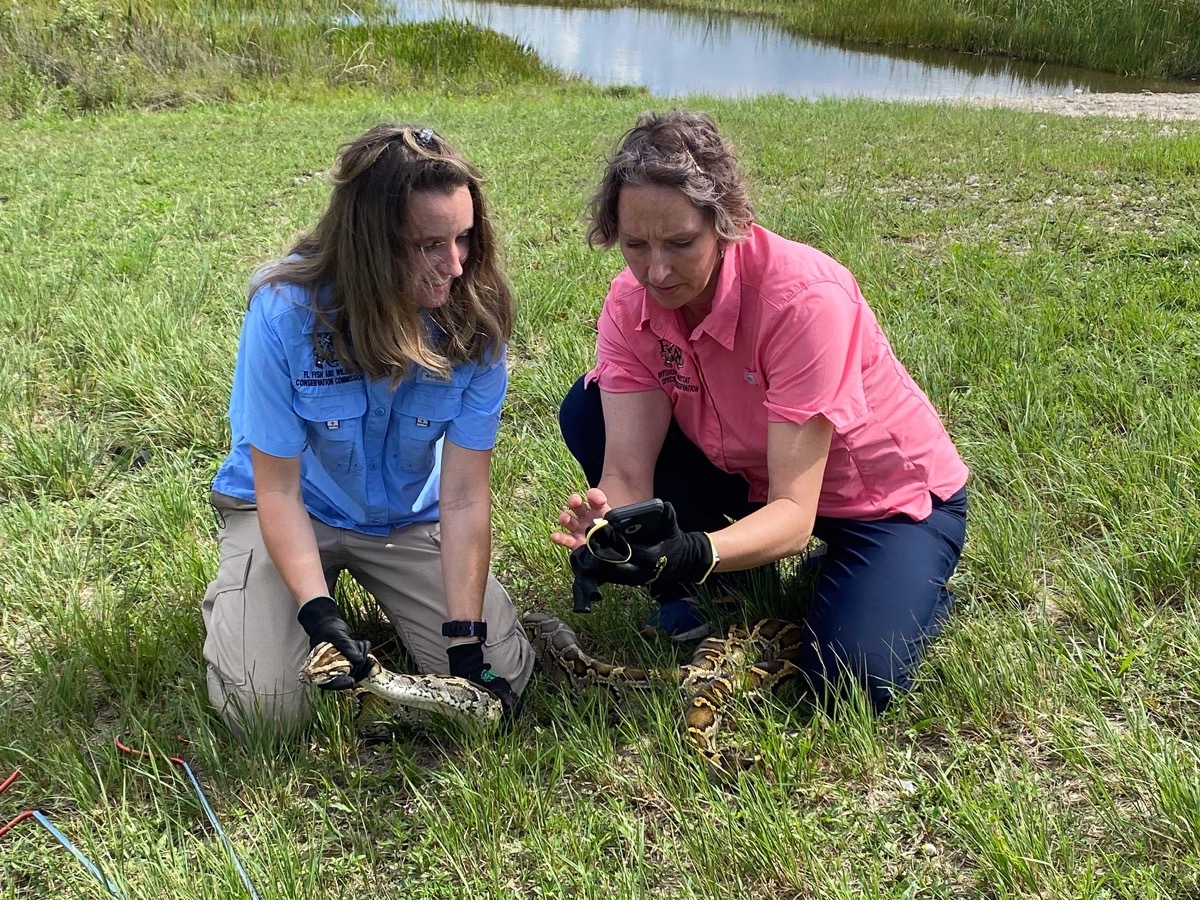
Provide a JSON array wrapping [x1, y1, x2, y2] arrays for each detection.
[[522, 612, 807, 773], [299, 642, 503, 730]]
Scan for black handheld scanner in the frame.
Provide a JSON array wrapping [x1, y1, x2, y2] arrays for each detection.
[[570, 499, 668, 612]]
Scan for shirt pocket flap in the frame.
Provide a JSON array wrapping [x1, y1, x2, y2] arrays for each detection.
[[396, 385, 462, 421], [293, 389, 367, 423]]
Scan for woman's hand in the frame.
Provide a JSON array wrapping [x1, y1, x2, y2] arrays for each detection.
[[550, 488, 612, 550]]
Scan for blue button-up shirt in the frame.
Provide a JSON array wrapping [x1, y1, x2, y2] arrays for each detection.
[[212, 281, 507, 534]]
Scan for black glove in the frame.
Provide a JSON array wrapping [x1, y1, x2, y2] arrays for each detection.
[[446, 640, 522, 723], [568, 509, 637, 611], [297, 595, 373, 691], [569, 551, 605, 613], [570, 501, 717, 592]]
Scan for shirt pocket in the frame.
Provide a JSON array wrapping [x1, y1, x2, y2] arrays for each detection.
[[293, 389, 367, 476], [388, 385, 462, 474]]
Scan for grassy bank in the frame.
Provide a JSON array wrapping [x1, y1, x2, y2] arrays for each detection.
[[5, 0, 1199, 120], [1, 89, 1198, 896], [499, 0, 1200, 80], [0, 0, 571, 117]]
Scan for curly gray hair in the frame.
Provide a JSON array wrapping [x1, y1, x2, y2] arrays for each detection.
[[586, 109, 754, 249]]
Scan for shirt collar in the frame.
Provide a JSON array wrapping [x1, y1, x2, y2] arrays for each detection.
[[635, 240, 743, 350]]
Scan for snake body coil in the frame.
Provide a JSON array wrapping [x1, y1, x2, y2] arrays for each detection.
[[522, 612, 806, 773], [299, 642, 503, 730]]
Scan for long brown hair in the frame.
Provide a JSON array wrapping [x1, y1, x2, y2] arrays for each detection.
[[587, 109, 754, 249], [251, 124, 514, 384]]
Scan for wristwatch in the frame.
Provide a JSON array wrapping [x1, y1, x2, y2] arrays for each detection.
[[441, 620, 488, 641]]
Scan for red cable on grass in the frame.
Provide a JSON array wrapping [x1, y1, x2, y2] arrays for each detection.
[[0, 768, 33, 839]]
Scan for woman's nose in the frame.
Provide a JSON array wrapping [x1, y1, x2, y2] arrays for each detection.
[[648, 249, 670, 283], [440, 245, 464, 278]]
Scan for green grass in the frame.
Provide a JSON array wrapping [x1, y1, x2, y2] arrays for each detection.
[[497, 0, 1200, 79], [1, 87, 1198, 896], [0, 0, 573, 117]]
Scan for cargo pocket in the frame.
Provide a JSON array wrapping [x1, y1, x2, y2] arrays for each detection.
[[202, 548, 253, 688], [293, 389, 367, 476]]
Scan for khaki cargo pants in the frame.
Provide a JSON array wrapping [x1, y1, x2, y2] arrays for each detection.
[[201, 492, 534, 738]]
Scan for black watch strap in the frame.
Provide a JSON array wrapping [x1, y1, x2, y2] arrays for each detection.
[[441, 619, 487, 641]]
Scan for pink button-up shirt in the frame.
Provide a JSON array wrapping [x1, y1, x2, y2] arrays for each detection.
[[586, 224, 968, 522]]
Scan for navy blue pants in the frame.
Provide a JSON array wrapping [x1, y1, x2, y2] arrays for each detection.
[[559, 376, 967, 712]]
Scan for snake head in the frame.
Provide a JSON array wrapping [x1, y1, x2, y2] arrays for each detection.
[[299, 641, 381, 687]]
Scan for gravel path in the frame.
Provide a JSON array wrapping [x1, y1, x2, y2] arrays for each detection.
[[958, 91, 1200, 121]]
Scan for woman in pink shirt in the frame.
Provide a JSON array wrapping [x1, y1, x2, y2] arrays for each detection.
[[552, 110, 968, 712]]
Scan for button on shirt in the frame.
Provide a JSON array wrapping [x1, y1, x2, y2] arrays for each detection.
[[212, 281, 507, 534], [586, 224, 968, 522]]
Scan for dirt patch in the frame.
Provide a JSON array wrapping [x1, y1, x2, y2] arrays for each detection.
[[954, 91, 1200, 122]]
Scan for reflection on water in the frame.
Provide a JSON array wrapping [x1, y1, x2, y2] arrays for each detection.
[[392, 0, 1199, 99]]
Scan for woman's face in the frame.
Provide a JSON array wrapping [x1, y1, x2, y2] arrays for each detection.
[[616, 183, 723, 321], [405, 185, 475, 309]]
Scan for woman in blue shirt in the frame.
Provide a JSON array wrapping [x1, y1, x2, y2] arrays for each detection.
[[202, 125, 533, 737]]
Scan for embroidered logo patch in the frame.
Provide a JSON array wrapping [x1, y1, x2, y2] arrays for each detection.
[[658, 339, 684, 370], [296, 332, 363, 388], [314, 332, 338, 368]]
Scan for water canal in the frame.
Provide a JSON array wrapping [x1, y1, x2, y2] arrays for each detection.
[[391, 0, 1199, 100]]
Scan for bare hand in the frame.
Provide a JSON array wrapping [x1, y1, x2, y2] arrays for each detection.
[[549, 488, 611, 550]]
